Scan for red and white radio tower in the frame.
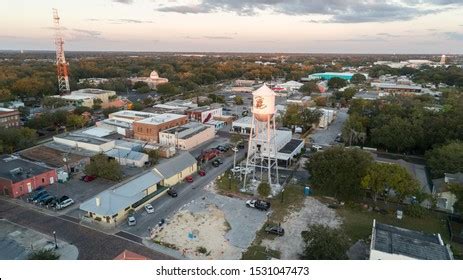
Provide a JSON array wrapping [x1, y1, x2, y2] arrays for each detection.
[[53, 8, 70, 95]]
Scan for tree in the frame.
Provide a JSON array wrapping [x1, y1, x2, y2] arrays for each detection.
[[351, 73, 366, 84], [0, 127, 37, 153], [84, 154, 123, 181], [74, 106, 93, 115], [28, 248, 60, 260], [131, 101, 144, 111], [448, 183, 463, 214], [257, 181, 271, 197], [234, 95, 244, 105], [230, 133, 242, 146], [157, 83, 178, 96], [306, 147, 373, 200], [327, 77, 347, 89], [66, 114, 86, 129], [42, 96, 67, 108], [301, 225, 349, 260], [102, 106, 120, 118], [133, 81, 149, 89], [361, 162, 420, 202], [299, 81, 319, 94], [371, 116, 416, 153], [92, 98, 103, 110], [426, 141, 463, 178], [342, 113, 367, 146], [300, 108, 322, 132], [0, 88, 12, 102], [144, 149, 160, 165]]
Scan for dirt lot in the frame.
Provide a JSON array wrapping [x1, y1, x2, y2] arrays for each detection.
[[261, 197, 342, 259]]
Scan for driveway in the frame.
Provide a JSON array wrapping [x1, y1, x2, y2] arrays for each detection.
[[310, 108, 348, 146]]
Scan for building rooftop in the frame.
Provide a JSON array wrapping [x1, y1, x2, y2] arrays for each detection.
[[71, 88, 116, 95], [154, 152, 196, 179], [279, 139, 304, 154], [135, 113, 186, 125], [161, 122, 211, 139], [372, 220, 452, 260], [105, 148, 147, 161], [79, 170, 163, 217], [54, 133, 112, 146], [19, 145, 87, 168], [109, 110, 158, 120], [0, 155, 54, 183], [82, 127, 114, 138]]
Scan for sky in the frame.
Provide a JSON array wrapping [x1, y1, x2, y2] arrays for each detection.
[[1, 0, 463, 54]]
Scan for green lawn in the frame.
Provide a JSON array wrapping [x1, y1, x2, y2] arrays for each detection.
[[336, 204, 463, 259]]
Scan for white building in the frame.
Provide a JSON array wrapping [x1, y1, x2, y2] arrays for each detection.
[[159, 122, 215, 150], [370, 220, 453, 260], [129, 70, 169, 89], [51, 88, 117, 108], [277, 80, 304, 91], [231, 116, 253, 134]]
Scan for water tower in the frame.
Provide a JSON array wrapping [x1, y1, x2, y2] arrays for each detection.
[[243, 84, 280, 194]]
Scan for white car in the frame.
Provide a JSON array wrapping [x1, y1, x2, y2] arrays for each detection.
[[127, 216, 136, 226], [56, 198, 74, 210], [144, 204, 154, 214], [230, 166, 241, 174]]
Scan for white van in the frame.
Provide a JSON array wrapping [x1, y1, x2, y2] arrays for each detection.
[[56, 198, 74, 210]]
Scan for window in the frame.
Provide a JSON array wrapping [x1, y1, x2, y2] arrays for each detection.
[[42, 178, 45, 183]]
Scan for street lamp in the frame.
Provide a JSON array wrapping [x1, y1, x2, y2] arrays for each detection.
[[280, 189, 285, 203], [232, 146, 238, 169], [53, 231, 58, 249]]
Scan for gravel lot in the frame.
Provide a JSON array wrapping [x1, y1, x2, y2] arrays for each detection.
[[151, 191, 267, 259], [261, 197, 342, 259]]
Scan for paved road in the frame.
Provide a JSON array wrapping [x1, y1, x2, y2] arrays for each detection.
[[310, 108, 348, 146], [121, 147, 246, 237], [0, 199, 174, 260]]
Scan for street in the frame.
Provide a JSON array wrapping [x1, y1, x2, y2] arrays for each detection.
[[0, 198, 174, 260], [310, 108, 348, 146], [120, 144, 246, 237]]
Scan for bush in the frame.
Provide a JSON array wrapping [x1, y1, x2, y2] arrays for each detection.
[[257, 181, 271, 197], [404, 204, 426, 218], [28, 248, 60, 260], [196, 246, 208, 254]]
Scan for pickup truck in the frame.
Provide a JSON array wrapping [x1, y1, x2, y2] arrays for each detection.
[[246, 199, 271, 211], [265, 225, 285, 236]]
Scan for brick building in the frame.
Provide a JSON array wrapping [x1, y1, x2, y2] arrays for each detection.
[[0, 155, 57, 198], [133, 113, 188, 143], [185, 106, 223, 123], [0, 108, 21, 128]]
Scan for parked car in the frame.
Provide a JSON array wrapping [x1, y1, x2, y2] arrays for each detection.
[[185, 175, 194, 183], [144, 204, 155, 214], [36, 194, 53, 205], [198, 170, 206, 176], [167, 188, 178, 197], [32, 192, 49, 203], [246, 199, 271, 211], [81, 175, 97, 182], [265, 225, 285, 236], [57, 195, 70, 203], [237, 142, 245, 149], [42, 196, 56, 206], [28, 189, 47, 202], [56, 198, 74, 210], [127, 216, 136, 226], [216, 145, 229, 152]]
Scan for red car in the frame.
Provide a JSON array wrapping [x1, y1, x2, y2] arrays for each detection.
[[185, 175, 194, 183], [198, 170, 206, 176], [81, 175, 97, 182]]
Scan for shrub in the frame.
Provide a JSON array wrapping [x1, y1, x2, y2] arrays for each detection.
[[28, 248, 60, 260], [196, 246, 208, 254], [404, 204, 426, 218]]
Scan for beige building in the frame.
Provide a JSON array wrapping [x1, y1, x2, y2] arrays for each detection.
[[153, 152, 197, 187], [79, 170, 164, 224], [159, 122, 215, 150], [51, 88, 117, 108]]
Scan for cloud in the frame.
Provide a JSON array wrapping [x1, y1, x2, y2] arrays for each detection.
[[86, 18, 153, 24], [155, 0, 462, 23], [113, 0, 134, 4], [71, 28, 102, 38], [376, 32, 401, 37], [444, 32, 463, 40], [204, 35, 233, 40]]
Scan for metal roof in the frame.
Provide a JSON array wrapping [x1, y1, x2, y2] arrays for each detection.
[[372, 221, 452, 260], [153, 152, 196, 179], [79, 170, 162, 217]]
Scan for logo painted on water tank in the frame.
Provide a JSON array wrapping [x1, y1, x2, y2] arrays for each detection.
[[254, 96, 267, 110]]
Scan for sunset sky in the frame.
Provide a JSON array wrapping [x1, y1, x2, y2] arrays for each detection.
[[2, 0, 463, 53]]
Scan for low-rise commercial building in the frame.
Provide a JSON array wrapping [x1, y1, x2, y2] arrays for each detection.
[[186, 106, 223, 123], [231, 116, 253, 134], [0, 155, 57, 198], [80, 170, 164, 224], [153, 152, 197, 187], [129, 70, 168, 89], [369, 220, 453, 260], [0, 108, 21, 128], [51, 88, 117, 108], [159, 122, 215, 150], [133, 113, 188, 143], [304, 72, 362, 81]]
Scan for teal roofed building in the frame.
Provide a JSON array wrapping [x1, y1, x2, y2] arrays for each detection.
[[305, 72, 361, 81]]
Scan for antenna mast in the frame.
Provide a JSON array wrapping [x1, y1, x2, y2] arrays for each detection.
[[53, 8, 70, 95]]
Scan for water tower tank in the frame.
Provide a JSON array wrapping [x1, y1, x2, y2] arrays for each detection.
[[252, 84, 275, 122]]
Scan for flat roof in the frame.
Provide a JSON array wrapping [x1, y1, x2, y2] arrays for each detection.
[[372, 221, 452, 260], [105, 148, 147, 161], [79, 170, 163, 216], [82, 127, 114, 138], [55, 133, 112, 145], [135, 113, 186, 125], [0, 155, 53, 183], [279, 139, 304, 154], [19, 145, 87, 168], [110, 110, 158, 119], [371, 82, 422, 90], [161, 122, 211, 139]]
